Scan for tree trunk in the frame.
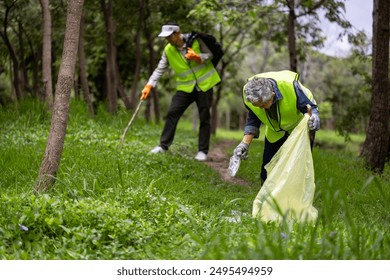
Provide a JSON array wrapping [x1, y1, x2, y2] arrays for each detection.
[[225, 110, 230, 130], [78, 16, 94, 116], [8, 56, 15, 101], [115, 63, 132, 109], [74, 74, 79, 99], [17, 21, 32, 95], [128, 0, 145, 109], [287, 0, 298, 72], [360, 0, 390, 173], [144, 1, 160, 123], [40, 0, 54, 107], [32, 51, 40, 98], [36, 0, 84, 192], [210, 58, 227, 135], [101, 0, 118, 114], [0, 3, 22, 100], [211, 81, 222, 135], [25, 29, 40, 98], [210, 24, 226, 135]]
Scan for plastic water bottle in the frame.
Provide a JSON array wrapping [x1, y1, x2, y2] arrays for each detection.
[[228, 155, 241, 177]]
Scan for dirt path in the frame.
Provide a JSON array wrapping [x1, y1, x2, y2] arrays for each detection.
[[204, 139, 249, 185]]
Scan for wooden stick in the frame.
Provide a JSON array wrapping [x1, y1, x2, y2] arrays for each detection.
[[120, 100, 144, 148]]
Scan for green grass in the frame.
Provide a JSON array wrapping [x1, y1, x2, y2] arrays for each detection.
[[0, 99, 389, 260]]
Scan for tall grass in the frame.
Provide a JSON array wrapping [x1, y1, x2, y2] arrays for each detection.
[[0, 99, 389, 259]]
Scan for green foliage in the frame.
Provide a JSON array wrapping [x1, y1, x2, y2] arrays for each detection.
[[0, 99, 389, 260], [185, 1, 369, 136], [0, 0, 374, 141], [298, 50, 372, 137]]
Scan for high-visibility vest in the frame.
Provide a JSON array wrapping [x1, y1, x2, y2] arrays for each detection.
[[243, 70, 314, 143], [164, 39, 221, 93]]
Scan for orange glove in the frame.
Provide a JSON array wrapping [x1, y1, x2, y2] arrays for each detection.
[[141, 84, 153, 100], [185, 48, 202, 64]]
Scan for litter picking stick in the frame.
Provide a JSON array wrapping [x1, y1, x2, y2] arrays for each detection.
[[120, 100, 144, 148]]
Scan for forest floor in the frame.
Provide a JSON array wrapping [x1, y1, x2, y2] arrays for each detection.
[[204, 139, 249, 185]]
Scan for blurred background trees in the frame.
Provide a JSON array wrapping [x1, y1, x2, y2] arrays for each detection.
[[0, 0, 388, 172]]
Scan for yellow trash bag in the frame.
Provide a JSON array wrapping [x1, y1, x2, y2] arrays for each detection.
[[252, 113, 318, 223]]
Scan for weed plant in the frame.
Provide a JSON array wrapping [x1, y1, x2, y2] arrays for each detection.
[[0, 99, 389, 259]]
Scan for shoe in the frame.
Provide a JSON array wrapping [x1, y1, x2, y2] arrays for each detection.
[[150, 146, 166, 154], [195, 151, 207, 161]]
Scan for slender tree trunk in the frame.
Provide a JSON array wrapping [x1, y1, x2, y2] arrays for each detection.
[[74, 74, 79, 99], [287, 0, 298, 72], [8, 56, 15, 101], [210, 96, 218, 135], [36, 0, 85, 192], [40, 0, 54, 107], [115, 63, 132, 109], [25, 29, 40, 98], [360, 0, 390, 173], [17, 21, 32, 95], [211, 65, 224, 135], [210, 24, 225, 135], [1, 35, 21, 99], [0, 3, 22, 100], [239, 112, 247, 131], [144, 1, 160, 123], [32, 53, 40, 98], [78, 16, 94, 116], [129, 0, 145, 109], [101, 0, 117, 114], [225, 110, 230, 130]]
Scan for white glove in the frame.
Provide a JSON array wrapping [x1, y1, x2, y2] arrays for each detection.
[[308, 113, 320, 131], [234, 142, 249, 160]]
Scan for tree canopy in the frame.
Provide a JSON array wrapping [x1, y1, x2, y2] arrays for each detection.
[[0, 0, 388, 176]]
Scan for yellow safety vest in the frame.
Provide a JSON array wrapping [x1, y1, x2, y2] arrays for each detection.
[[164, 39, 221, 93], [243, 70, 314, 143]]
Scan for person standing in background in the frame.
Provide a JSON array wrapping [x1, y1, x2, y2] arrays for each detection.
[[140, 21, 221, 161]]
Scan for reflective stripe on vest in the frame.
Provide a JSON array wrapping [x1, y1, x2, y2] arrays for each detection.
[[165, 39, 221, 93], [243, 70, 305, 143]]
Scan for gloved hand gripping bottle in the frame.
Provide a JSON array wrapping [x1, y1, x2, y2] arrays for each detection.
[[228, 141, 249, 177]]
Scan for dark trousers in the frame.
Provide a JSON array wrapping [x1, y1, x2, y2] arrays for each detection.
[[159, 88, 213, 153], [261, 131, 315, 182]]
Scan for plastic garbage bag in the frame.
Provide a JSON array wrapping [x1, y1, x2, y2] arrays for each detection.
[[252, 113, 318, 223]]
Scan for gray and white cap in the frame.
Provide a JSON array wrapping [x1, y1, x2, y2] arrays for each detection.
[[158, 24, 180, 37]]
